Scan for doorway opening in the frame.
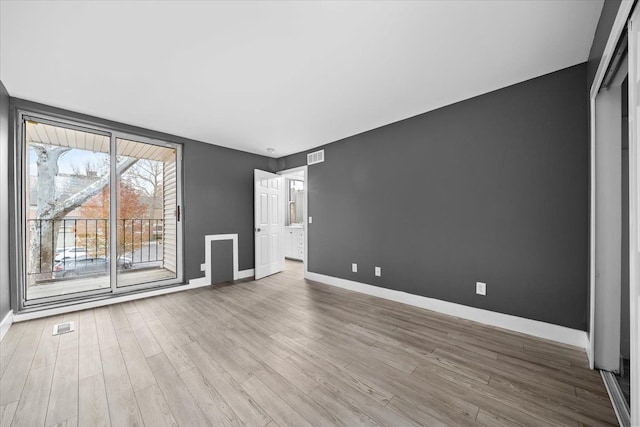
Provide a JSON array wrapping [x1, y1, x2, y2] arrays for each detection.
[[279, 167, 307, 277]]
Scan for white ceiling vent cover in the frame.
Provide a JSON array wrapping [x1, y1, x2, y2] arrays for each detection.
[[52, 321, 75, 336], [307, 150, 325, 165]]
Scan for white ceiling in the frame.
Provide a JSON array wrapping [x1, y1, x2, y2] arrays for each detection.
[[1, 1, 603, 157]]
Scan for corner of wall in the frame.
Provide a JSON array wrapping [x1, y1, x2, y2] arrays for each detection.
[[0, 81, 13, 321], [0, 310, 13, 341]]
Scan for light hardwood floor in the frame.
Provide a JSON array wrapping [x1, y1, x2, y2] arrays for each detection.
[[0, 261, 617, 426]]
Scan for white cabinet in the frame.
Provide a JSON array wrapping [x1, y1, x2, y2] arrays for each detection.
[[285, 226, 304, 260]]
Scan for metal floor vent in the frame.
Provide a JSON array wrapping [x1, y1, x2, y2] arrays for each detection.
[[52, 321, 75, 336]]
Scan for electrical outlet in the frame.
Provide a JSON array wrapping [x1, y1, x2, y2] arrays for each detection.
[[476, 282, 486, 296], [200, 263, 206, 272], [352, 263, 358, 273], [375, 266, 381, 277], [309, 216, 313, 223]]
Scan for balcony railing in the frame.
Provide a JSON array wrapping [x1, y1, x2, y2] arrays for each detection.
[[27, 218, 164, 275]]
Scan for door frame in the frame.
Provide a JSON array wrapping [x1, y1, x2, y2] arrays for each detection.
[[278, 165, 309, 277], [16, 111, 114, 308], [13, 109, 184, 310], [589, 1, 638, 424], [589, 0, 633, 368]]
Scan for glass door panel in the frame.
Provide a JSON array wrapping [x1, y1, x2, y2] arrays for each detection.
[[24, 119, 111, 301], [115, 137, 179, 288]]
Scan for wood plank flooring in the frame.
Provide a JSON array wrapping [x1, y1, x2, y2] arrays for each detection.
[[0, 261, 617, 426]]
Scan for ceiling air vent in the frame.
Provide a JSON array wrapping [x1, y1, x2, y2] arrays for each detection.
[[307, 149, 325, 165]]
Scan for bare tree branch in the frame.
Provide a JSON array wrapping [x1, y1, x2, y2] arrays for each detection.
[[38, 157, 139, 220]]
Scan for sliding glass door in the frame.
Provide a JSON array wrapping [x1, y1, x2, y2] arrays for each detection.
[[24, 119, 113, 301], [21, 114, 182, 306], [115, 137, 180, 288]]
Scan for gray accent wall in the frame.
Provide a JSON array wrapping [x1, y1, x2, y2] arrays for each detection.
[[8, 98, 275, 290], [281, 64, 589, 330], [0, 82, 10, 319], [182, 140, 275, 277]]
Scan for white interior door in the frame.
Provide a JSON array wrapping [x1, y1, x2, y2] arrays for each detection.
[[627, 7, 640, 424], [254, 169, 284, 280]]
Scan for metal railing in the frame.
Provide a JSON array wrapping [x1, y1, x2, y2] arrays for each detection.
[[27, 218, 164, 275]]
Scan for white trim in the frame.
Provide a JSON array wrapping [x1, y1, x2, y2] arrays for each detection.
[[13, 280, 211, 322], [590, 1, 635, 99], [238, 269, 254, 279], [305, 271, 589, 349], [589, 95, 596, 369], [0, 310, 13, 341], [203, 234, 239, 282]]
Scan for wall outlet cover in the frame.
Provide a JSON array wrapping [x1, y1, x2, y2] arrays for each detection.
[[308, 216, 313, 223], [200, 263, 206, 272], [375, 266, 381, 277], [476, 282, 486, 296], [352, 263, 358, 273]]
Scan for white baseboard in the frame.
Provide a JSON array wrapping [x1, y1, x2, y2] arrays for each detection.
[[0, 310, 13, 341], [305, 271, 589, 349], [238, 269, 254, 279], [188, 277, 210, 286], [13, 281, 212, 323]]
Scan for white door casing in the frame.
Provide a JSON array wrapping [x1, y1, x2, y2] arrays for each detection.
[[254, 169, 285, 280]]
